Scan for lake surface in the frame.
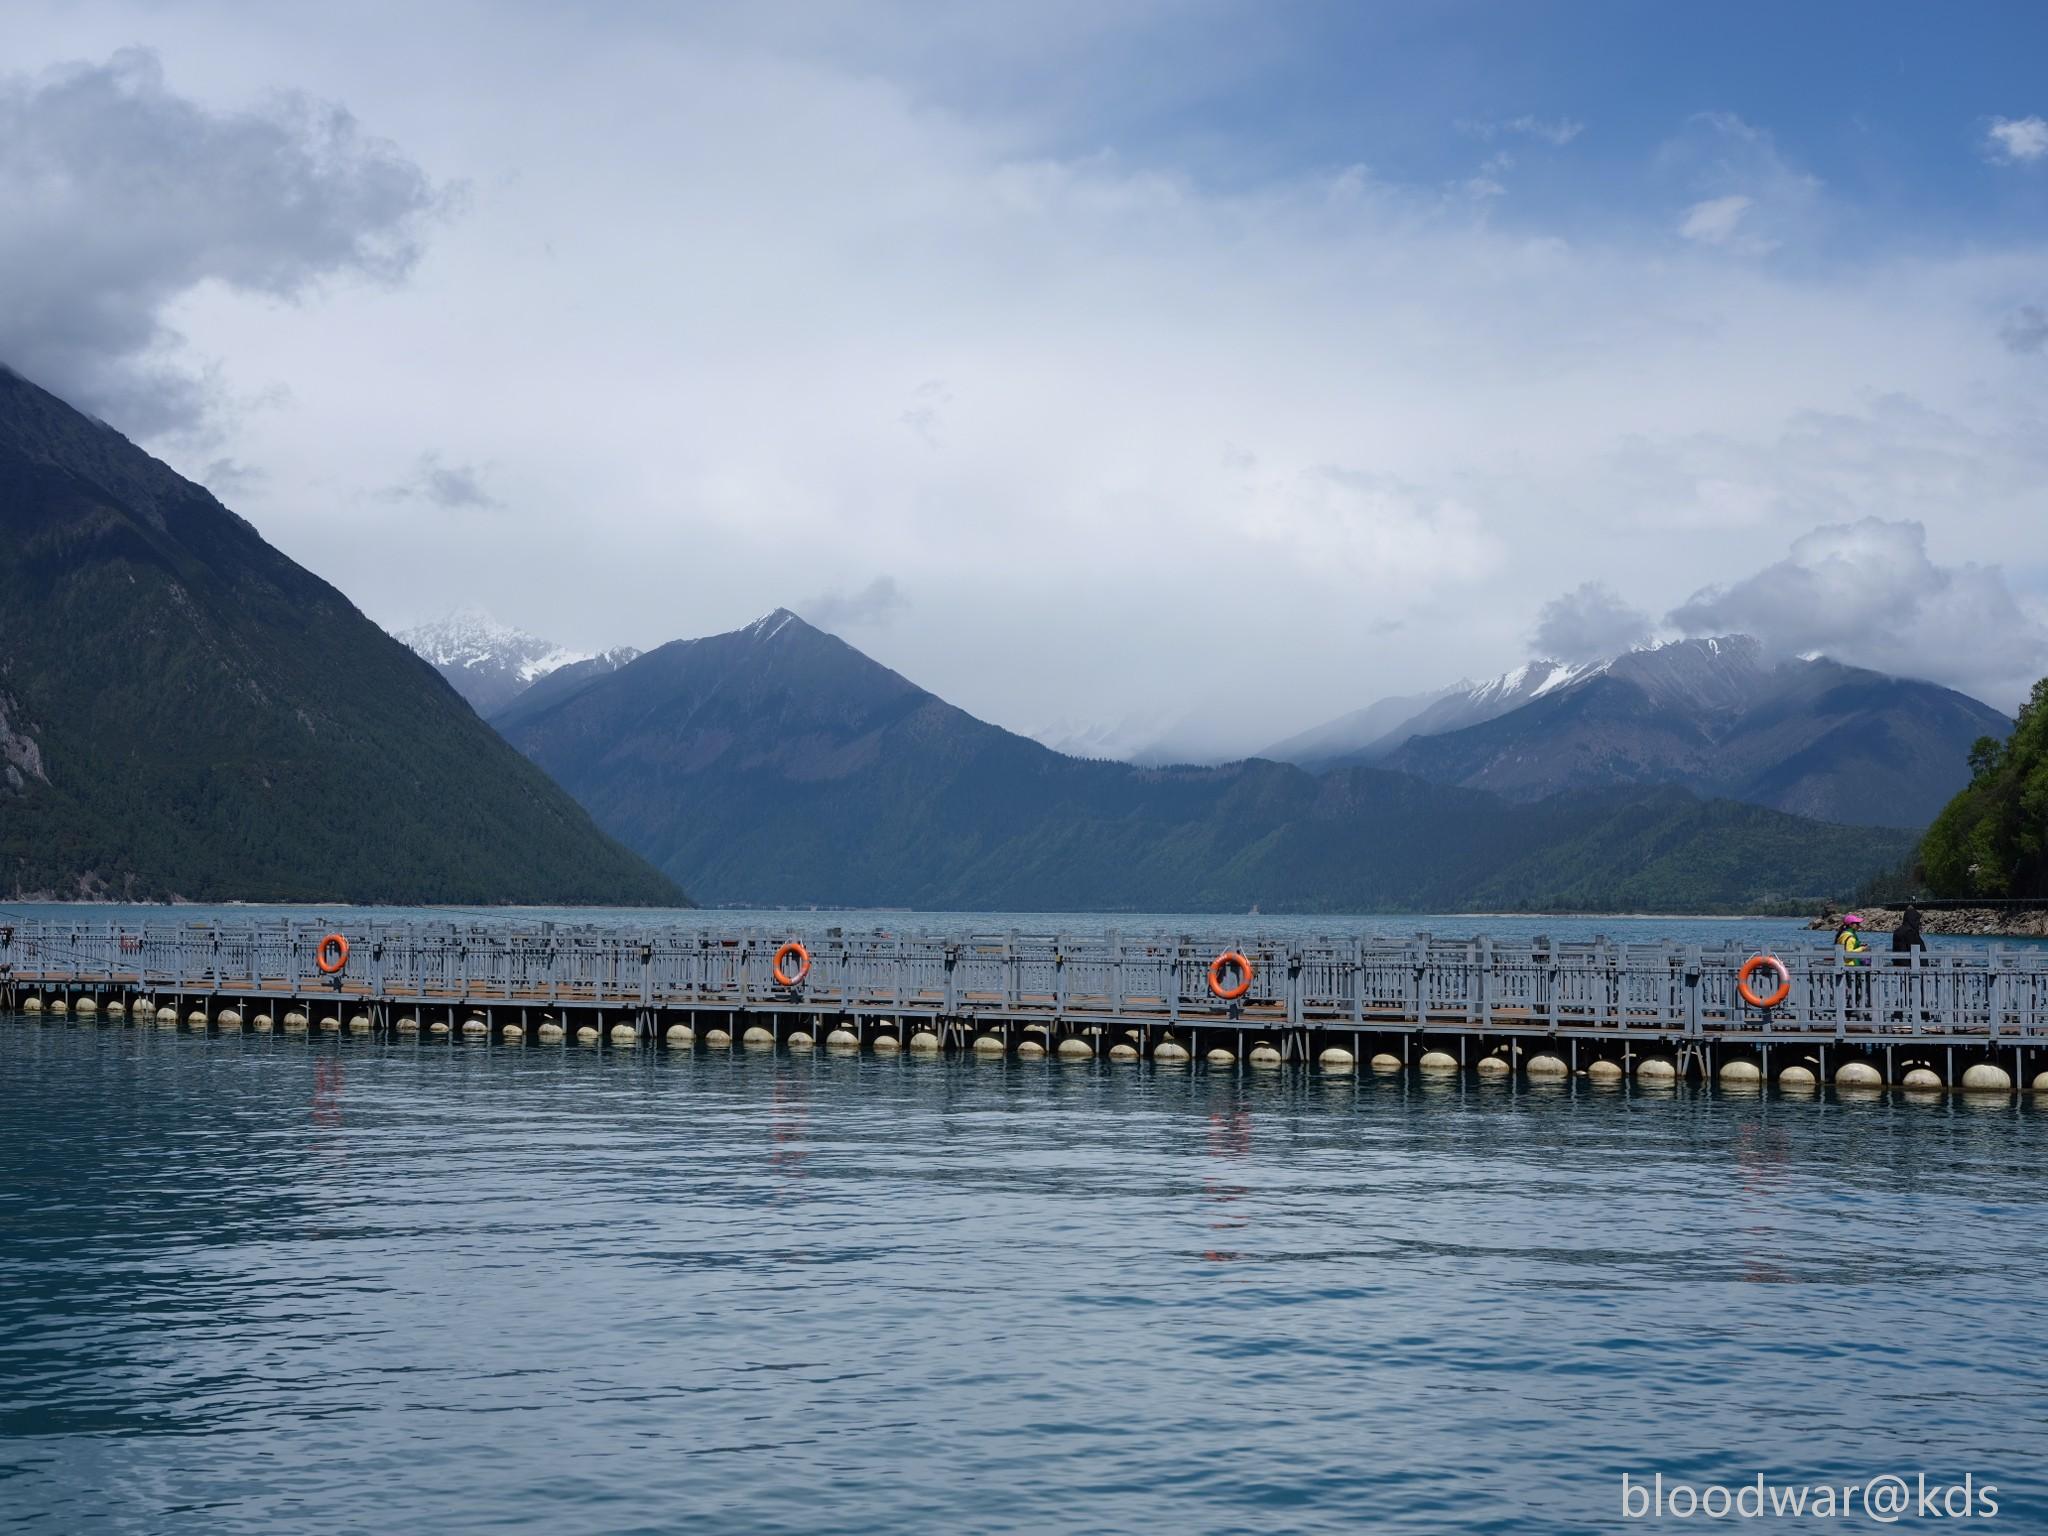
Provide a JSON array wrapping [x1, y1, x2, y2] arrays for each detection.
[[4, 1016, 2046, 1533], [11, 901, 2041, 953]]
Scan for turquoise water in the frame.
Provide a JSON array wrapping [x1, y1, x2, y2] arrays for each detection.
[[3, 1016, 2046, 1532]]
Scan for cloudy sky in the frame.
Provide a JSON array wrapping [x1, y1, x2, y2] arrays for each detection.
[[4, 1, 2047, 754]]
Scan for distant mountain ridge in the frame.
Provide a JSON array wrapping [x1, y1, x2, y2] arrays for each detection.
[[0, 364, 681, 904], [1267, 636, 2005, 829], [397, 608, 639, 718], [500, 608, 1910, 911]]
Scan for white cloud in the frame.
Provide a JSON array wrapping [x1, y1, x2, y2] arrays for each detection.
[[1505, 114, 1583, 146], [1678, 194, 1756, 247], [0, 47, 440, 435], [1532, 583, 1651, 662], [1669, 519, 2048, 709], [4, 8, 2046, 748], [801, 576, 909, 631], [1984, 116, 2048, 164]]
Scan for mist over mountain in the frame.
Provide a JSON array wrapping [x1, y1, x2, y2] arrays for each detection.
[[1265, 636, 2005, 828], [0, 365, 681, 904], [500, 609, 1909, 911]]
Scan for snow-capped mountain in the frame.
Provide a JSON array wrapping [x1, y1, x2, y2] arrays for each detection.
[[1266, 634, 2007, 828], [1259, 657, 1610, 766], [396, 608, 638, 719]]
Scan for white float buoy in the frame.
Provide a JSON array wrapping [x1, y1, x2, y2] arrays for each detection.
[[1718, 1058, 1762, 1083], [501, 1023, 525, 1042], [1777, 1062, 1816, 1087], [703, 1026, 732, 1046], [1418, 1050, 1459, 1073], [742, 1025, 776, 1046], [1834, 1060, 1881, 1087], [318, 1016, 341, 1032], [1247, 1043, 1282, 1068], [1317, 1045, 1355, 1071], [396, 1016, 420, 1033], [217, 1009, 242, 1029], [1154, 1040, 1191, 1063], [609, 1023, 638, 1045], [1369, 1052, 1402, 1072], [429, 1020, 453, 1036], [909, 1031, 942, 1052], [1206, 1047, 1236, 1065], [1900, 1066, 1943, 1090], [252, 1014, 274, 1032], [786, 1030, 815, 1048], [1056, 1037, 1093, 1059], [827, 1028, 862, 1049], [349, 1014, 372, 1034], [1584, 1058, 1623, 1081], [1961, 1062, 2014, 1094], [50, 999, 68, 1016], [75, 998, 98, 1017], [2032, 1070, 2048, 1095], [1015, 1039, 1044, 1058], [1636, 1056, 1677, 1081], [664, 1024, 695, 1046], [106, 1001, 125, 1019], [21, 997, 41, 1014], [1526, 1053, 1569, 1078], [574, 1024, 599, 1043], [462, 1018, 490, 1037], [186, 1010, 207, 1028], [972, 1034, 1007, 1054], [283, 1010, 308, 1029], [535, 1022, 563, 1042], [1474, 1055, 1510, 1077], [1108, 1042, 1141, 1062]]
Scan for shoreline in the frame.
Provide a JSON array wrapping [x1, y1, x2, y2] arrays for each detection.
[[1808, 905, 2048, 939]]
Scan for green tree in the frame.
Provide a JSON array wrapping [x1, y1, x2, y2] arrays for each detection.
[[1919, 678, 2048, 899]]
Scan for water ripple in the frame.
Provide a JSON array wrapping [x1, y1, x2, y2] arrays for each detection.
[[4, 1017, 2048, 1532]]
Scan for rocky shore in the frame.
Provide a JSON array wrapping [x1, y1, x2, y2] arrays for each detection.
[[1809, 906, 2048, 938]]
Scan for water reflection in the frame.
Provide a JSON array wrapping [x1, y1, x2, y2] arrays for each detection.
[[3, 1020, 2046, 1536]]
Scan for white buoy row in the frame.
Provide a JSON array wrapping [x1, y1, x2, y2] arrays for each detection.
[[10, 997, 2043, 1094]]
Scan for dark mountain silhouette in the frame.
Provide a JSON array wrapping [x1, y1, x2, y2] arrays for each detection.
[[0, 364, 681, 904], [502, 610, 1910, 911], [1370, 637, 2008, 829]]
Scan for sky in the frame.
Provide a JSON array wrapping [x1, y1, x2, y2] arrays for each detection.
[[3, 0, 2047, 757]]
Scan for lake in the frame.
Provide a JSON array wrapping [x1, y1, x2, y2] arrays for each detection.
[[7, 901, 2038, 952], [3, 1011, 2045, 1532]]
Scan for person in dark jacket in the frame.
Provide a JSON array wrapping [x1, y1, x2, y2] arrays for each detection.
[[1891, 905, 1928, 954], [1889, 905, 1929, 1021]]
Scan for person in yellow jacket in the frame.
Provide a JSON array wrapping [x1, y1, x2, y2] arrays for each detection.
[[1834, 912, 1869, 964], [1835, 912, 1869, 1016]]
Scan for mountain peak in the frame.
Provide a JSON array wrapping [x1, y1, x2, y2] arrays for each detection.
[[394, 607, 635, 716], [742, 608, 817, 644]]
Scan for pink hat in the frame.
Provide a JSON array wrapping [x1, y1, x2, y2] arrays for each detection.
[[1843, 913, 1864, 924]]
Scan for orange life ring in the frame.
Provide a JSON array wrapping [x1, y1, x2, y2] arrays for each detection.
[[1736, 954, 1790, 1010], [1207, 950, 1254, 1001], [772, 940, 810, 987], [316, 933, 350, 975]]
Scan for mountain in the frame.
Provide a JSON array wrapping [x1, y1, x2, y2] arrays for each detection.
[[1264, 660, 1606, 766], [397, 607, 639, 718], [490, 647, 645, 731], [500, 609, 1910, 911], [0, 364, 682, 904], [1258, 682, 1461, 765], [1373, 636, 2008, 829]]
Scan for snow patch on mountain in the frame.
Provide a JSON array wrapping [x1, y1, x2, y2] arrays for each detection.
[[396, 607, 629, 717]]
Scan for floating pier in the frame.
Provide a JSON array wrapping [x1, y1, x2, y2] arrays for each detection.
[[4, 920, 2047, 1092]]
